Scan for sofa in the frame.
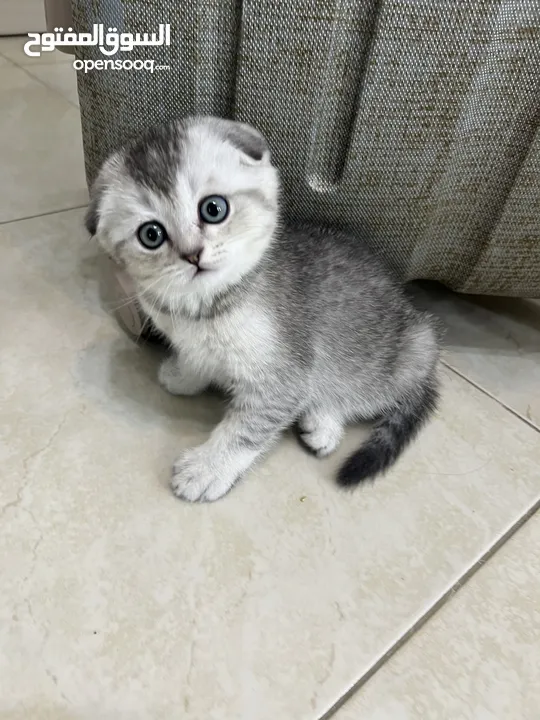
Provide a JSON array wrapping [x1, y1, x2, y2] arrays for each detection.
[[51, 0, 540, 296]]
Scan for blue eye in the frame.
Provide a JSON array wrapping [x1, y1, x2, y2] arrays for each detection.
[[199, 195, 229, 224], [137, 221, 168, 249]]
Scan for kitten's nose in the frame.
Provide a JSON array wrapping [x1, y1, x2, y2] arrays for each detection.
[[182, 250, 202, 266]]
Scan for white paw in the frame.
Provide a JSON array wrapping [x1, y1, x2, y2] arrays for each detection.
[[171, 448, 236, 503], [158, 356, 206, 396], [299, 413, 343, 457]]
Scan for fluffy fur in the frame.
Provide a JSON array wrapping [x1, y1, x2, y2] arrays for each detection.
[[86, 116, 439, 502]]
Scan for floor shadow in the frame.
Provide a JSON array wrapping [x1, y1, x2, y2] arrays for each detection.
[[75, 334, 224, 431], [408, 281, 540, 354]]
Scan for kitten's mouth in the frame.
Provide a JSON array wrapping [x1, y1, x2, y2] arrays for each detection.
[[193, 266, 210, 276]]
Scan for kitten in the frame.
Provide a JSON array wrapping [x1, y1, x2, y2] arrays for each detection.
[[86, 116, 439, 502]]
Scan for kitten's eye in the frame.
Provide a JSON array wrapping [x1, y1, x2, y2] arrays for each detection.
[[137, 221, 168, 249], [199, 195, 229, 224]]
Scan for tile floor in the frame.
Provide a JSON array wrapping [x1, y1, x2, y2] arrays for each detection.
[[0, 36, 539, 720]]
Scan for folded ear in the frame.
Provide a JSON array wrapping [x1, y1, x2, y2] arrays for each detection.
[[84, 151, 120, 236], [211, 118, 270, 165], [84, 188, 102, 236]]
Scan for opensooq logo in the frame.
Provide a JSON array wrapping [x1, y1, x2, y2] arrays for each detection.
[[24, 24, 171, 58]]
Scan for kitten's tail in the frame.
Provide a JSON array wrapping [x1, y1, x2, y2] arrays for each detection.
[[337, 378, 439, 487]]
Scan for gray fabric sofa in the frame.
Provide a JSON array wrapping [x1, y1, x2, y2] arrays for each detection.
[[66, 0, 540, 296]]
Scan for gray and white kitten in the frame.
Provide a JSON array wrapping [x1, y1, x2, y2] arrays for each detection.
[[86, 116, 439, 502]]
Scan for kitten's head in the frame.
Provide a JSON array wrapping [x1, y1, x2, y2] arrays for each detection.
[[86, 116, 279, 305]]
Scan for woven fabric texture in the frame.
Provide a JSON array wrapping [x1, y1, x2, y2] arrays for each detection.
[[73, 0, 540, 296]]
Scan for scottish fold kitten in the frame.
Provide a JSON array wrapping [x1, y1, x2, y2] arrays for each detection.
[[86, 116, 439, 502]]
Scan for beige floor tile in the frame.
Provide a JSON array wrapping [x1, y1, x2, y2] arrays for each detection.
[[1, 208, 539, 719], [0, 64, 87, 223], [0, 36, 73, 66], [412, 284, 540, 431], [24, 62, 79, 107], [334, 511, 540, 720]]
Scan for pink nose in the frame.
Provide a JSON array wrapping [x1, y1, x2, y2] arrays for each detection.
[[183, 250, 202, 266]]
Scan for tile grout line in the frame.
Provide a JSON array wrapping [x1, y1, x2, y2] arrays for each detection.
[[1, 47, 83, 224], [0, 37, 79, 107], [15, 60, 81, 111], [319, 353, 540, 717], [0, 48, 72, 73], [0, 205, 88, 227], [318, 497, 540, 719], [442, 361, 540, 434], [0, 35, 75, 69]]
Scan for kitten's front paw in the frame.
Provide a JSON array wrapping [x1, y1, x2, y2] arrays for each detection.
[[171, 448, 236, 503], [158, 356, 207, 396]]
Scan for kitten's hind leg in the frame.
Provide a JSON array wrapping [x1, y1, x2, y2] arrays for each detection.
[[298, 409, 344, 458], [158, 353, 209, 396]]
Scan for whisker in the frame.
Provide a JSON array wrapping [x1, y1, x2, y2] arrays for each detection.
[[134, 270, 183, 346], [105, 269, 182, 311], [134, 314, 153, 346], [134, 291, 162, 347]]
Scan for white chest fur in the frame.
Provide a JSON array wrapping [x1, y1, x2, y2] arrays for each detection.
[[148, 300, 277, 389]]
